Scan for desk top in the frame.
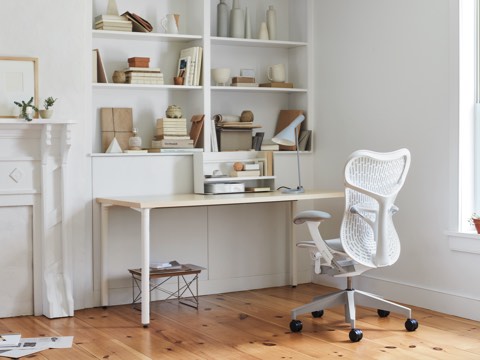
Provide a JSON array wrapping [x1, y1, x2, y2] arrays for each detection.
[[96, 190, 344, 209]]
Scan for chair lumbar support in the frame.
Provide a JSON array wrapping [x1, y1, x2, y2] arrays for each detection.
[[288, 149, 418, 342]]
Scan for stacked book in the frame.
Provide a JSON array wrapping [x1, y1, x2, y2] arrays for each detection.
[[95, 14, 132, 32], [124, 67, 164, 85], [151, 118, 194, 150], [231, 76, 258, 87]]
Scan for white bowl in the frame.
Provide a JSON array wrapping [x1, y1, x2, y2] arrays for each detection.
[[211, 68, 231, 86]]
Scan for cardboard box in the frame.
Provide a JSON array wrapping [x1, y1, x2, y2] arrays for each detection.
[[216, 128, 252, 151]]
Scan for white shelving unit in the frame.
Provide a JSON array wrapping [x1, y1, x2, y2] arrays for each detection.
[[91, 0, 313, 153], [193, 151, 275, 194]]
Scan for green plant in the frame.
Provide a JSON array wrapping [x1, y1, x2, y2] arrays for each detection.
[[43, 96, 57, 110], [469, 212, 480, 225], [13, 97, 38, 121]]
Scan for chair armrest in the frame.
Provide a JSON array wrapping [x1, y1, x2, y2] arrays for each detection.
[[294, 210, 331, 225]]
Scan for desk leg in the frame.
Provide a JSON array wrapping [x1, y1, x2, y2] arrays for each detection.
[[290, 201, 298, 287], [141, 208, 151, 327], [100, 204, 110, 307]]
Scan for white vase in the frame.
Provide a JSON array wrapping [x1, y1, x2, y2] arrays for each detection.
[[217, 0, 228, 37], [230, 0, 244, 38], [266, 5, 277, 40], [245, 7, 251, 39], [258, 21, 269, 40]]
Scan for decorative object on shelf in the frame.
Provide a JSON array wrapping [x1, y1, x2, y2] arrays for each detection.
[[173, 76, 184, 85], [230, 0, 244, 38], [161, 13, 179, 34], [100, 107, 133, 152], [112, 70, 126, 83], [190, 114, 205, 148], [469, 213, 480, 234], [212, 68, 231, 86], [39, 96, 57, 119], [266, 5, 277, 40], [258, 21, 269, 40], [166, 105, 183, 118], [217, 0, 228, 37], [240, 68, 255, 78], [128, 127, 142, 150], [106, 137, 123, 153], [233, 162, 244, 171], [240, 110, 254, 122], [272, 114, 306, 193], [267, 63, 286, 83], [128, 57, 149, 68], [13, 97, 38, 122], [245, 7, 252, 39], [0, 57, 38, 118], [121, 11, 153, 33]]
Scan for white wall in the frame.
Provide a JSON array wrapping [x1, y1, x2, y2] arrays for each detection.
[[313, 0, 480, 320], [0, 1, 93, 310]]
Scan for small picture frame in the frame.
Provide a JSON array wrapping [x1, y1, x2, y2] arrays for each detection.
[[177, 56, 191, 85], [240, 68, 255, 78], [0, 57, 38, 118]]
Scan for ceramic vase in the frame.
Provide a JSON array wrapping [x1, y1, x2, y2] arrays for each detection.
[[266, 5, 277, 40], [230, 0, 244, 38], [258, 21, 269, 40], [244, 6, 251, 39], [217, 0, 228, 37]]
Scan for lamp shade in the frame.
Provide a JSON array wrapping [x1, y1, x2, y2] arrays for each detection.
[[272, 114, 305, 146]]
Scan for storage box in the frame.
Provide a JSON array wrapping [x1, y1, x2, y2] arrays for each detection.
[[204, 182, 245, 194], [216, 128, 253, 151], [128, 57, 150, 68]]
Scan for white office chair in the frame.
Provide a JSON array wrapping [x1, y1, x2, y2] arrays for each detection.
[[289, 149, 418, 342]]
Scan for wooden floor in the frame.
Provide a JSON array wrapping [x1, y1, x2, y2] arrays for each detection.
[[1, 283, 480, 359]]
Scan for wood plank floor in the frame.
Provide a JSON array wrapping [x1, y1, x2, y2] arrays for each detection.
[[1, 283, 480, 359]]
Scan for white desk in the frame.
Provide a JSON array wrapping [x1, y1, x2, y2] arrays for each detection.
[[97, 190, 343, 327]]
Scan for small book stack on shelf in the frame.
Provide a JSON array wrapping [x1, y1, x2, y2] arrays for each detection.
[[150, 118, 194, 151], [95, 14, 132, 32], [231, 76, 258, 87], [124, 57, 164, 85], [259, 82, 294, 88]]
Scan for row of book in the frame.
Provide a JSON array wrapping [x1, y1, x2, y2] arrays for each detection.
[[178, 46, 203, 86]]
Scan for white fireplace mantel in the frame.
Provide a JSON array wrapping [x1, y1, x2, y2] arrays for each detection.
[[0, 119, 74, 318]]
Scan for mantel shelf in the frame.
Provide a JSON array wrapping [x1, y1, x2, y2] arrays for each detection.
[[0, 119, 75, 125]]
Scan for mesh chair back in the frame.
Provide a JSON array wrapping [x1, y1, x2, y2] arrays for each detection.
[[340, 149, 411, 268]]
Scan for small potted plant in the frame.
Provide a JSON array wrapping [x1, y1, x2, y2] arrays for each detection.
[[469, 213, 480, 234], [39, 96, 57, 119], [14, 97, 38, 121]]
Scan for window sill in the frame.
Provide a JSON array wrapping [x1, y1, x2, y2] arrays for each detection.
[[446, 231, 480, 254]]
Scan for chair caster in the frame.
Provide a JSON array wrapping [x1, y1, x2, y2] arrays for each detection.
[[311, 310, 324, 318], [289, 319, 303, 333], [377, 309, 390, 318], [349, 328, 363, 342], [405, 318, 419, 331]]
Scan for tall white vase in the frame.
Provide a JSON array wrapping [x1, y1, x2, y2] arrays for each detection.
[[266, 5, 277, 40], [230, 0, 244, 38], [258, 21, 269, 40], [217, 0, 228, 37], [245, 7, 251, 39]]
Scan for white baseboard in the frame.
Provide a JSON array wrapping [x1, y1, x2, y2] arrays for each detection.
[[313, 274, 480, 321]]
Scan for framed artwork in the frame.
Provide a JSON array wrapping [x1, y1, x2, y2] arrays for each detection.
[[0, 57, 38, 118]]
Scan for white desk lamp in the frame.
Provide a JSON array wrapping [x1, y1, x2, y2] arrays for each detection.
[[272, 114, 305, 193]]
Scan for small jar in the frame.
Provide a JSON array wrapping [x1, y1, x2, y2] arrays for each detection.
[[128, 128, 142, 150]]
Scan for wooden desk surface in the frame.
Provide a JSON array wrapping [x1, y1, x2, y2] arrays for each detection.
[[96, 190, 344, 209]]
